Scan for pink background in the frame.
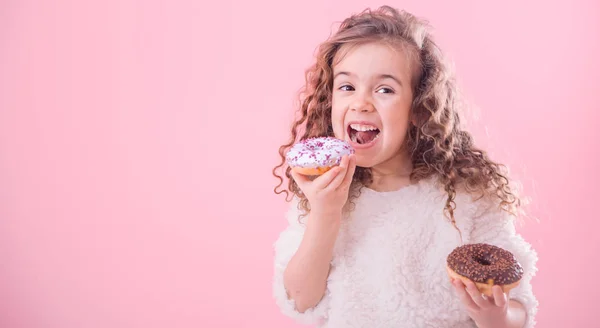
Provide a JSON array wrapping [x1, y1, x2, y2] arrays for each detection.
[[1, 0, 598, 327]]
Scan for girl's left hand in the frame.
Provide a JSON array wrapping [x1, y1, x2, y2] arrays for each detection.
[[451, 278, 509, 328]]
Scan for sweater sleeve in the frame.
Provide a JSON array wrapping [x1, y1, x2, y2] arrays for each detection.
[[469, 199, 539, 328], [272, 198, 330, 325]]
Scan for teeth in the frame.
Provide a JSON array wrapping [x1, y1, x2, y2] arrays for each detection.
[[350, 123, 379, 131]]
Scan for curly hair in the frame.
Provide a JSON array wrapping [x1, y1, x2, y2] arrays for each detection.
[[272, 6, 521, 229]]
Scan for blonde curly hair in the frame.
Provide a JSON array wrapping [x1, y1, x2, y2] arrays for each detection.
[[273, 6, 520, 228]]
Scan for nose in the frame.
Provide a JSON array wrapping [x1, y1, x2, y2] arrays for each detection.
[[350, 91, 374, 112]]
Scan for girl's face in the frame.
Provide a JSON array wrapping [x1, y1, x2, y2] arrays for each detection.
[[331, 42, 415, 170]]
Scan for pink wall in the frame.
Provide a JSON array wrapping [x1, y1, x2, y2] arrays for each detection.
[[1, 0, 598, 327]]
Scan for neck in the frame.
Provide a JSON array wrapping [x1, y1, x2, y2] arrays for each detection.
[[368, 151, 413, 192]]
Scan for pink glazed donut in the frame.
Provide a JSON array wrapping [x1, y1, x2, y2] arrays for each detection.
[[286, 137, 354, 175]]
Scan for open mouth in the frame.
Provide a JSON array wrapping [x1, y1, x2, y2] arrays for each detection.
[[348, 123, 380, 145]]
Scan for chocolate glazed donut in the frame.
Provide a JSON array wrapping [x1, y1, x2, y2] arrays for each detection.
[[446, 243, 524, 296]]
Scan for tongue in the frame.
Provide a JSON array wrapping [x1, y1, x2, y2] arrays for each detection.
[[356, 130, 378, 144]]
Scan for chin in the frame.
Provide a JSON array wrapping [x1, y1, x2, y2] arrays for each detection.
[[353, 154, 377, 168]]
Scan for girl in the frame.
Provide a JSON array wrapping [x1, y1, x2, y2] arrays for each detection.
[[272, 6, 538, 328]]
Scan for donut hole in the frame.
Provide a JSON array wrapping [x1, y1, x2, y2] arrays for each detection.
[[473, 256, 492, 266]]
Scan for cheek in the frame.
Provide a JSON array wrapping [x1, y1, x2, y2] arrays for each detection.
[[382, 107, 411, 143], [331, 102, 346, 137], [383, 124, 407, 146]]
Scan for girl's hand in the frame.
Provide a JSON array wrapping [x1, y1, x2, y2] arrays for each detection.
[[451, 278, 510, 328], [290, 155, 356, 218]]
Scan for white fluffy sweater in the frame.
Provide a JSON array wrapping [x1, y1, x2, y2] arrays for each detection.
[[273, 178, 538, 327]]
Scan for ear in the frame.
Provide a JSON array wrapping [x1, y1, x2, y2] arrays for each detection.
[[410, 107, 430, 127], [409, 111, 420, 127], [411, 116, 418, 126]]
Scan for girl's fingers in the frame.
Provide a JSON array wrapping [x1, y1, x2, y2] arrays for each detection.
[[290, 168, 310, 188], [464, 280, 489, 309], [337, 155, 356, 191], [492, 285, 507, 308], [452, 279, 479, 312], [326, 156, 350, 190], [291, 165, 340, 192], [315, 166, 343, 190]]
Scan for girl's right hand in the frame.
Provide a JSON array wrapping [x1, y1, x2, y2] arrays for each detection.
[[290, 155, 357, 218]]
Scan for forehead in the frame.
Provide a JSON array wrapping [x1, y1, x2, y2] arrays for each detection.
[[332, 42, 414, 79]]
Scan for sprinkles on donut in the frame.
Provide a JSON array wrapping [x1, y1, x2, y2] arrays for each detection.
[[286, 137, 355, 176]]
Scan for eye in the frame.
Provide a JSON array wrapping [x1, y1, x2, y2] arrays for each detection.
[[376, 87, 395, 94], [338, 84, 355, 91]]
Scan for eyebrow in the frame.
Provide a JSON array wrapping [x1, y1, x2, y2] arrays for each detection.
[[333, 71, 403, 87]]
